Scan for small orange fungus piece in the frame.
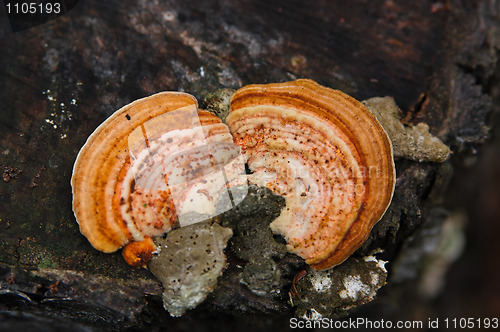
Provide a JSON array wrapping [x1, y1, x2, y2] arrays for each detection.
[[122, 237, 157, 268]]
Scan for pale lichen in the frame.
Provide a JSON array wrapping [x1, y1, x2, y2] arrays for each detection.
[[294, 252, 387, 318], [363, 97, 451, 162], [309, 270, 333, 293], [338, 275, 375, 302]]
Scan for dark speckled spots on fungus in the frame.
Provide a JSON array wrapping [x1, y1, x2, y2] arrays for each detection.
[[227, 79, 395, 270], [148, 221, 232, 317], [71, 92, 243, 261]]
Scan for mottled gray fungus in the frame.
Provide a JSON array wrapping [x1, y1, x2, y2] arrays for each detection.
[[240, 258, 281, 297], [363, 97, 451, 162], [293, 253, 387, 319], [148, 221, 233, 317], [220, 185, 290, 296]]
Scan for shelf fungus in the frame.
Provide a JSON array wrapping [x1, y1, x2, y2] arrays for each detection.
[[71, 92, 247, 267], [226, 79, 396, 270]]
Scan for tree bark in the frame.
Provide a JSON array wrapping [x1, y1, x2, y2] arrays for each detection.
[[0, 0, 498, 329]]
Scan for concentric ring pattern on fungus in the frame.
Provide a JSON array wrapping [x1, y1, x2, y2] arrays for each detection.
[[71, 92, 246, 257], [226, 79, 395, 270]]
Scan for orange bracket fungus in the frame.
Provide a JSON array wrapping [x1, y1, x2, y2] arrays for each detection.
[[71, 92, 247, 267], [226, 79, 396, 270]]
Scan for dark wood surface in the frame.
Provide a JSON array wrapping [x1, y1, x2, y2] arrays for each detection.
[[0, 0, 498, 329]]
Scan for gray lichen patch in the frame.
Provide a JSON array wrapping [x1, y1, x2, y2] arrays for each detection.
[[201, 89, 235, 123], [148, 221, 233, 317], [293, 252, 387, 319], [363, 97, 451, 162], [240, 258, 281, 296]]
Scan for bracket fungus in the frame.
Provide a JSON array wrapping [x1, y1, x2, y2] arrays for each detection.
[[71, 92, 247, 267], [226, 79, 396, 270]]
